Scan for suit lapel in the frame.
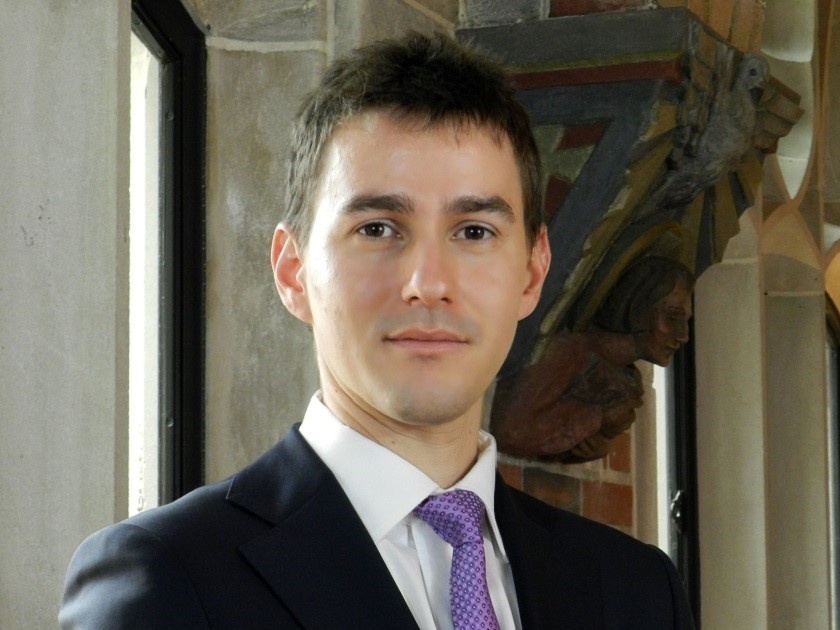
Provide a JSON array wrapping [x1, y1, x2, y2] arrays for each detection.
[[228, 427, 419, 629], [495, 480, 604, 629], [224, 427, 605, 629]]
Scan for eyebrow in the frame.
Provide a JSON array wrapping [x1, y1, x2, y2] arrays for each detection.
[[451, 195, 515, 223], [341, 193, 415, 215], [340, 193, 515, 223]]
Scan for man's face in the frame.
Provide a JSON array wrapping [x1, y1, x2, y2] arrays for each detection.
[[639, 282, 693, 366], [273, 112, 549, 428]]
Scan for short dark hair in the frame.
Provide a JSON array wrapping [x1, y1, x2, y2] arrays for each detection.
[[283, 31, 542, 248], [593, 257, 695, 333]]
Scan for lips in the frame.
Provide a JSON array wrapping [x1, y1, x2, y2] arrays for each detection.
[[388, 328, 465, 342], [385, 328, 468, 353]]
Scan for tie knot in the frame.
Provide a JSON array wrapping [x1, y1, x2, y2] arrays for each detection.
[[413, 489, 485, 547]]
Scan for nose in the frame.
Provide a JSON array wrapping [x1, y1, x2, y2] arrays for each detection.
[[673, 317, 690, 343], [400, 239, 454, 307]]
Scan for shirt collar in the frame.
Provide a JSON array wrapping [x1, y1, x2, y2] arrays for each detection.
[[298, 394, 508, 559]]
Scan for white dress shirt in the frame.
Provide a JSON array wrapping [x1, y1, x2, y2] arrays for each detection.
[[298, 394, 522, 630]]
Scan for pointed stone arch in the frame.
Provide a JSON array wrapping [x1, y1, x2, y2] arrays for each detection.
[[761, 0, 816, 200]]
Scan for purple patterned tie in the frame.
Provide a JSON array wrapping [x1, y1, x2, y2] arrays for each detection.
[[414, 490, 501, 630]]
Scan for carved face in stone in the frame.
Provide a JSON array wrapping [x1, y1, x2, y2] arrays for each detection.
[[636, 281, 693, 366]]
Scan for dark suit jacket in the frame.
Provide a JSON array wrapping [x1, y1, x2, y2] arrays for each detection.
[[60, 426, 695, 629]]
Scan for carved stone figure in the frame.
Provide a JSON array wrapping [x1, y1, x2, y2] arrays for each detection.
[[647, 54, 769, 211], [491, 257, 694, 462], [460, 10, 802, 464]]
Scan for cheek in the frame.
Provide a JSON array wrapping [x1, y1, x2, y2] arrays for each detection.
[[472, 267, 530, 335], [310, 256, 394, 323], [305, 252, 345, 323], [652, 316, 671, 339], [341, 259, 395, 306]]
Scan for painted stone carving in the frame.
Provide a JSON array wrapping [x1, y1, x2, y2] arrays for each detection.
[[459, 9, 802, 461], [645, 54, 768, 211], [491, 258, 694, 462]]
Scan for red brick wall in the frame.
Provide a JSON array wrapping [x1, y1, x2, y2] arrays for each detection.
[[498, 430, 634, 534]]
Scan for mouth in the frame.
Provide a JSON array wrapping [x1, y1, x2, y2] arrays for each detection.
[[663, 343, 683, 355], [384, 328, 468, 353]]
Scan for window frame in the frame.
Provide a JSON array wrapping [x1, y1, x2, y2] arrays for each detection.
[[671, 320, 701, 621], [825, 297, 840, 628], [131, 0, 206, 503]]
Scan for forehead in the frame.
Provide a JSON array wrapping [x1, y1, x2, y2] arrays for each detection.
[[314, 111, 522, 201], [326, 110, 510, 157], [656, 282, 693, 312]]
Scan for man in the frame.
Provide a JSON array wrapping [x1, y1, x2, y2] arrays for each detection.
[[60, 32, 694, 629]]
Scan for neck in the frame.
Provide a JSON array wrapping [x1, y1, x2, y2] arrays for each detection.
[[587, 327, 643, 366], [319, 380, 483, 489]]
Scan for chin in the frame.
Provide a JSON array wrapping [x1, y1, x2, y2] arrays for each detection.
[[385, 390, 478, 427], [649, 353, 672, 367]]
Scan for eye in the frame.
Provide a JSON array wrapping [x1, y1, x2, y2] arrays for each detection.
[[455, 224, 494, 241], [357, 222, 396, 239]]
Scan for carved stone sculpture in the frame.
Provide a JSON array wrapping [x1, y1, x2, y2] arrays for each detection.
[[491, 258, 694, 462], [459, 8, 802, 462], [647, 54, 769, 211]]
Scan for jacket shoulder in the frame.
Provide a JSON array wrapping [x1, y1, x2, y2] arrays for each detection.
[[59, 519, 212, 629], [500, 484, 695, 629], [59, 430, 319, 629], [505, 483, 652, 553]]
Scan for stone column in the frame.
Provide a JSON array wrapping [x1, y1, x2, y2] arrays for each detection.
[[0, 2, 130, 626], [694, 209, 769, 628], [763, 209, 831, 629]]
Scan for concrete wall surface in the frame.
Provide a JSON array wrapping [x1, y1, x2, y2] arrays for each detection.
[[203, 44, 323, 482], [0, 2, 130, 627]]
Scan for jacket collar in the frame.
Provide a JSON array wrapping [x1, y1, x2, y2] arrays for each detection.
[[225, 426, 604, 629], [227, 426, 420, 629]]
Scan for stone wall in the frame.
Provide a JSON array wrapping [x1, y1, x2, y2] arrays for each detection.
[[462, 0, 764, 52], [0, 3, 130, 627]]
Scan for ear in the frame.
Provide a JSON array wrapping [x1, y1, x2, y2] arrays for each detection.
[[518, 225, 551, 320], [271, 224, 313, 324]]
